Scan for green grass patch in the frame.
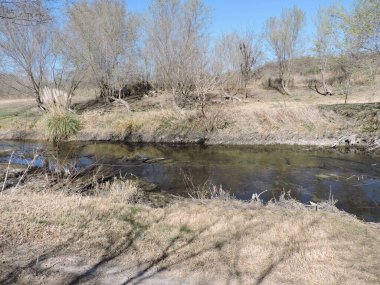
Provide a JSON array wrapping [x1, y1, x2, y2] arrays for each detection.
[[179, 224, 192, 234], [44, 111, 81, 142]]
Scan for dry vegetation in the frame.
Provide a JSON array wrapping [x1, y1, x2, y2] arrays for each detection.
[[0, 1, 379, 284], [1, 183, 380, 285], [0, 0, 379, 147], [0, 84, 379, 146]]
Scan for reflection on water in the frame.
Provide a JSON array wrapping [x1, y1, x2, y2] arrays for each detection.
[[1, 140, 380, 222]]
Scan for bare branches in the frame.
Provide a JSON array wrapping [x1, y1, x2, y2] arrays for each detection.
[[327, 5, 368, 104], [62, 0, 139, 103], [0, 0, 51, 24], [214, 32, 262, 98], [313, 6, 336, 96], [239, 33, 262, 99], [146, 0, 210, 108], [0, 7, 53, 106], [350, 0, 380, 54], [265, 7, 305, 95], [0, 0, 378, 110]]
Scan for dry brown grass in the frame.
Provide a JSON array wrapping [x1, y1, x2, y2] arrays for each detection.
[[95, 179, 143, 203], [78, 104, 229, 143], [0, 83, 379, 144], [77, 98, 344, 146], [210, 103, 348, 145], [1, 188, 379, 284], [74, 84, 378, 145]]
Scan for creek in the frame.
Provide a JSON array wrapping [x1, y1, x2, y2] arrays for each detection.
[[1, 140, 379, 222]]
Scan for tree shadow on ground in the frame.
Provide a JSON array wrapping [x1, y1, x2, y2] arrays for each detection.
[[254, 216, 322, 285], [121, 213, 322, 285], [0, 220, 90, 285], [1, 209, 325, 285]]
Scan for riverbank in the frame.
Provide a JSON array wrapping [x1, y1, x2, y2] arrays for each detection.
[[1, 182, 380, 285], [0, 94, 379, 148]]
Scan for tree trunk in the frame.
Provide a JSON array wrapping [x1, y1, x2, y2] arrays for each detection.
[[281, 78, 290, 95], [67, 92, 73, 110], [171, 88, 181, 112], [244, 81, 248, 99], [321, 68, 327, 94], [344, 75, 351, 105], [35, 91, 46, 111]]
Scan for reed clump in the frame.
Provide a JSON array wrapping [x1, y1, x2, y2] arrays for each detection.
[[42, 88, 81, 142]]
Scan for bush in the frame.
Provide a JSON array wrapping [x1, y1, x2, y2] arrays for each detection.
[[157, 108, 229, 136], [115, 119, 141, 138], [264, 77, 295, 90], [184, 173, 232, 200], [101, 179, 142, 203], [41, 87, 81, 142], [45, 111, 81, 142]]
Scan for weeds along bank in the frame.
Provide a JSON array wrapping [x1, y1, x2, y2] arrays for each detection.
[[1, 179, 380, 284], [0, 99, 379, 146]]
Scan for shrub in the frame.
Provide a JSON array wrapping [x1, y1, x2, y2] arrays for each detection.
[[101, 179, 142, 203], [157, 109, 229, 135], [41, 87, 81, 142], [45, 111, 81, 142], [184, 173, 232, 200], [115, 119, 141, 138]]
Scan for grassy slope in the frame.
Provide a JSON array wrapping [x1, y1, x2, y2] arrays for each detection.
[[1, 191, 379, 284], [0, 85, 379, 145]]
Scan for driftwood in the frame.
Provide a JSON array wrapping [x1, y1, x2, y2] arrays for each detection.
[[308, 80, 333, 96]]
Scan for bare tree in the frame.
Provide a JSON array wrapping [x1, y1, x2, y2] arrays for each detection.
[[192, 49, 225, 117], [334, 48, 361, 104], [49, 38, 84, 109], [239, 32, 262, 99], [63, 0, 139, 105], [330, 4, 365, 104], [0, 1, 85, 109], [214, 32, 242, 97], [346, 0, 380, 92], [313, 6, 336, 96], [0, 0, 50, 23], [350, 0, 380, 54], [265, 7, 305, 95], [0, 11, 53, 107], [146, 0, 210, 108], [214, 32, 262, 99]]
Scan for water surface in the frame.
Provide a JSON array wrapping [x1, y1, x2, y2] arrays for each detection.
[[1, 140, 379, 222]]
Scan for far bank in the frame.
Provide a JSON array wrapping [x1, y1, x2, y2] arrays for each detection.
[[0, 96, 379, 149]]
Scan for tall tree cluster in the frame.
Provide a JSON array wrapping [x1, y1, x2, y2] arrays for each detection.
[[0, 0, 379, 109], [63, 0, 139, 103], [145, 0, 210, 107]]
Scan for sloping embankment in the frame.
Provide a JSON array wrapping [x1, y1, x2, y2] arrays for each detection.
[[0, 102, 379, 148]]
